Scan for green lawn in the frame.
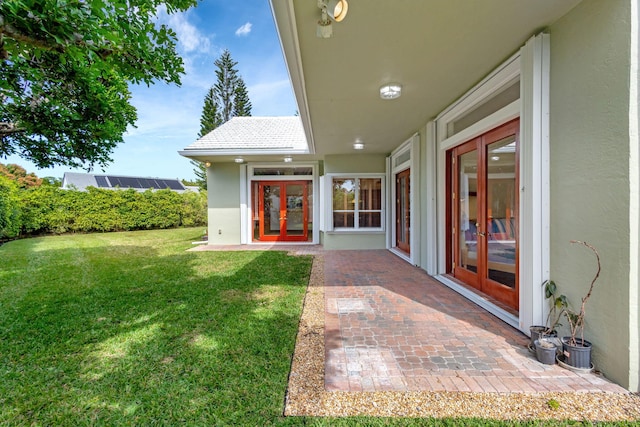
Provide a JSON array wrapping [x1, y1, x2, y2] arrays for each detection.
[[0, 228, 312, 425], [0, 229, 621, 426]]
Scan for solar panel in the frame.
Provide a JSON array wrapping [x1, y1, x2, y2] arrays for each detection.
[[95, 176, 109, 187], [138, 178, 152, 189], [120, 177, 141, 188], [101, 175, 184, 191], [106, 176, 122, 187], [163, 179, 185, 190]]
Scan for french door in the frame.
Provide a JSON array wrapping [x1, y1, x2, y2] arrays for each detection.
[[395, 168, 410, 254], [449, 119, 519, 310], [257, 181, 308, 242]]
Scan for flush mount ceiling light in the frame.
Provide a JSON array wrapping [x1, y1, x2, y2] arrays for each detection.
[[353, 142, 364, 150], [316, 0, 348, 38], [283, 156, 293, 163], [234, 157, 244, 163], [380, 83, 402, 100]]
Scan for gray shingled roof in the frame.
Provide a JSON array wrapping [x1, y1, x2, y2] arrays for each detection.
[[182, 116, 308, 151]]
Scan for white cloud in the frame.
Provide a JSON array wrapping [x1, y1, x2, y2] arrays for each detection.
[[156, 6, 212, 54], [235, 22, 252, 37]]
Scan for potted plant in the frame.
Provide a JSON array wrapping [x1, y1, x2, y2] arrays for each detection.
[[535, 337, 558, 365], [560, 240, 601, 369], [529, 280, 567, 349]]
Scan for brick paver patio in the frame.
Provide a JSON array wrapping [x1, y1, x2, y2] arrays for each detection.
[[323, 250, 626, 393], [193, 244, 628, 394]]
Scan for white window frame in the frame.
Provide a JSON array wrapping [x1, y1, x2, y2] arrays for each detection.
[[326, 173, 385, 233]]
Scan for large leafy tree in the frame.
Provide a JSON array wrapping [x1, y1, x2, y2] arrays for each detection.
[[0, 0, 197, 169], [192, 49, 251, 190]]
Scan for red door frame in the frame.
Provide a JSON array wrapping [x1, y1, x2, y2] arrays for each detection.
[[257, 181, 309, 242], [448, 119, 520, 310]]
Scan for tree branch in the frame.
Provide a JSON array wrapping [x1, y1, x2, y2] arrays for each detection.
[[0, 122, 25, 136], [0, 18, 115, 58], [0, 20, 64, 53]]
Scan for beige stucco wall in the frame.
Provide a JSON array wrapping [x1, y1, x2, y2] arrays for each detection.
[[206, 163, 242, 245], [323, 154, 387, 250], [549, 0, 636, 390]]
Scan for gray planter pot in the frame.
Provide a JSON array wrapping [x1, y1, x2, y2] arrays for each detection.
[[529, 325, 557, 348], [534, 339, 557, 365], [561, 337, 592, 369]]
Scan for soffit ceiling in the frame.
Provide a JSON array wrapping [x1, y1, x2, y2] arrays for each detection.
[[274, 0, 581, 156]]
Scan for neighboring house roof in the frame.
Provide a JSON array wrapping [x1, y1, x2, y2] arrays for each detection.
[[62, 172, 190, 192], [179, 116, 309, 157]]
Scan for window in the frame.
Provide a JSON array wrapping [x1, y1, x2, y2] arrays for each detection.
[[252, 167, 312, 176], [331, 176, 383, 230]]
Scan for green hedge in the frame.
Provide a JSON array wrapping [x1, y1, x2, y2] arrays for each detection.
[[0, 176, 21, 239], [0, 185, 207, 239]]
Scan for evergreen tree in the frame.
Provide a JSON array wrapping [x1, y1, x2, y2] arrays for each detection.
[[193, 49, 252, 190], [233, 80, 253, 117], [190, 160, 207, 191], [214, 50, 240, 123], [198, 88, 222, 138]]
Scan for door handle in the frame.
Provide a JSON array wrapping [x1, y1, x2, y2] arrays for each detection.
[[477, 231, 486, 237]]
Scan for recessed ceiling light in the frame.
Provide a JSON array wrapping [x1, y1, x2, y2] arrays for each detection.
[[234, 157, 244, 163], [491, 156, 500, 161], [380, 83, 402, 100], [353, 142, 364, 150], [284, 156, 293, 163]]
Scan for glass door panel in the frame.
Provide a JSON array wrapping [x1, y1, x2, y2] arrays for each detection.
[[395, 169, 410, 254], [285, 184, 306, 237], [458, 149, 479, 277], [261, 184, 281, 236], [486, 136, 517, 289]]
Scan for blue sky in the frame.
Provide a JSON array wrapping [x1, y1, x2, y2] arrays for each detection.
[[4, 0, 297, 181]]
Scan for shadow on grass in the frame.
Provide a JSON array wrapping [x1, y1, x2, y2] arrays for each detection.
[[0, 238, 312, 425]]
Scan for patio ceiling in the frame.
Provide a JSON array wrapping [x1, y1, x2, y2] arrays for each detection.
[[271, 0, 581, 156]]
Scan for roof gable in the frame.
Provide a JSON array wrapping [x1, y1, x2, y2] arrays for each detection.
[[182, 116, 308, 152]]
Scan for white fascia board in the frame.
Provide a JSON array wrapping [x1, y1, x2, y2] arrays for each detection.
[[269, 0, 316, 154], [178, 148, 310, 158]]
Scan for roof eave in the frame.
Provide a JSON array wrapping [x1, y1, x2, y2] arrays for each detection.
[[269, 0, 316, 154], [179, 147, 310, 159]]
